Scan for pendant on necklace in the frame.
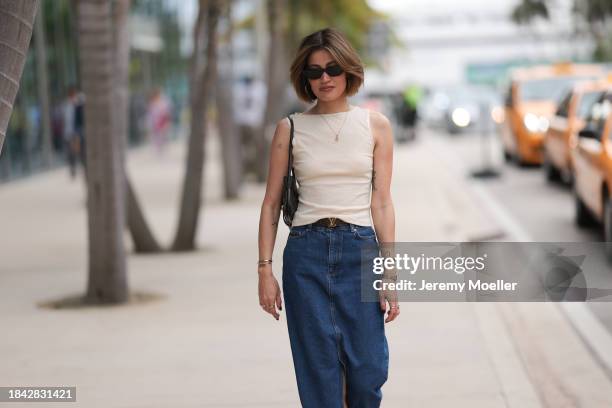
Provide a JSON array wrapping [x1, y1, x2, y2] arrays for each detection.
[[320, 108, 350, 143]]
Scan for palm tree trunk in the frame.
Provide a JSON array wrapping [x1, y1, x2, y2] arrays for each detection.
[[114, 0, 130, 162], [287, 0, 299, 57], [0, 0, 39, 154], [112, 0, 162, 253], [126, 179, 163, 252], [78, 0, 128, 304], [171, 0, 220, 251], [257, 0, 288, 182], [216, 0, 242, 199], [33, 3, 53, 167]]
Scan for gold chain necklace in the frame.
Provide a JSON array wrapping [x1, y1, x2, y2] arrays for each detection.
[[319, 108, 351, 142]]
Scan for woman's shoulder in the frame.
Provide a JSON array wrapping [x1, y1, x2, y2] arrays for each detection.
[[364, 109, 392, 144], [366, 109, 391, 129], [273, 117, 292, 142]]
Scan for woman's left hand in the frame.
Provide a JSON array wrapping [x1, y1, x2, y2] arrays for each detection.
[[379, 290, 400, 323]]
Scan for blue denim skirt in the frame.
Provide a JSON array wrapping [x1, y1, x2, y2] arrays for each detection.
[[282, 222, 389, 408]]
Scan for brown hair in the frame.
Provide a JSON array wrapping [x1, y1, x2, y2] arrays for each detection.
[[289, 28, 364, 103]]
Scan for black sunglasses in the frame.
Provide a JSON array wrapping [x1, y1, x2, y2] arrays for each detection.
[[303, 65, 344, 80]]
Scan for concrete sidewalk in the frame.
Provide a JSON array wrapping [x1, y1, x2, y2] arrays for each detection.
[[0, 130, 611, 407]]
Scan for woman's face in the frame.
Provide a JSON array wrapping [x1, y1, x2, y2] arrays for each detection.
[[305, 49, 347, 102]]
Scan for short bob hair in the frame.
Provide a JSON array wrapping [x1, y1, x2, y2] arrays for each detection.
[[290, 28, 364, 103]]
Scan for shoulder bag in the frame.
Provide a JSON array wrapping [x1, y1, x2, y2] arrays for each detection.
[[281, 115, 299, 227]]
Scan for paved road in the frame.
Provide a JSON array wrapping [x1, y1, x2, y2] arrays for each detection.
[[423, 125, 612, 340]]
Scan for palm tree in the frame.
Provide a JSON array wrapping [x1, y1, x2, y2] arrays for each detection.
[[257, 0, 288, 183], [216, 0, 243, 199], [172, 0, 221, 250], [77, 0, 128, 304], [0, 0, 40, 154]]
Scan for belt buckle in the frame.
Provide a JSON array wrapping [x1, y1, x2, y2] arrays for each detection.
[[327, 217, 337, 228]]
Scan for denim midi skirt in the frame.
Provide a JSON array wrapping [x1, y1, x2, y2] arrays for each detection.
[[282, 222, 389, 408]]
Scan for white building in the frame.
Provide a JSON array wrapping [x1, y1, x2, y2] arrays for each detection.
[[365, 0, 595, 90]]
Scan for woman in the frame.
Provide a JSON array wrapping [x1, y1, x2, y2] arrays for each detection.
[[257, 27, 399, 407]]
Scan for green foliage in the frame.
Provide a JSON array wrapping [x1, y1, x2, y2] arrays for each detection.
[[593, 34, 612, 62], [231, 1, 393, 67], [573, 0, 612, 24], [287, 0, 387, 56], [573, 0, 612, 61], [511, 0, 549, 24]]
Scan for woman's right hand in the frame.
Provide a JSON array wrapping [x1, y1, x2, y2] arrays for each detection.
[[258, 266, 282, 320]]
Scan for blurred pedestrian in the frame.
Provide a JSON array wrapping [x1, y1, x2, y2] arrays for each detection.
[[399, 83, 423, 140], [234, 75, 266, 176], [51, 101, 65, 153], [62, 86, 85, 179], [257, 27, 398, 407], [146, 88, 172, 156]]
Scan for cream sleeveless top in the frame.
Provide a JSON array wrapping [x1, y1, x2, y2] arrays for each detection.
[[286, 104, 374, 227]]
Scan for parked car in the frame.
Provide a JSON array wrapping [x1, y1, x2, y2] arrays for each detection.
[[543, 79, 611, 183], [420, 84, 502, 135], [571, 91, 612, 258], [501, 63, 605, 165]]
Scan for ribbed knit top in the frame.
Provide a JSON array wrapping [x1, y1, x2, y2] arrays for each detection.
[[286, 105, 374, 227]]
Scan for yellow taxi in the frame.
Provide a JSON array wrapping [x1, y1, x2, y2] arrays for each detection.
[[572, 91, 612, 249], [543, 79, 612, 183], [502, 63, 605, 165]]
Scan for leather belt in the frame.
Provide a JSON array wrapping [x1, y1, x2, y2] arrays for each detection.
[[313, 217, 348, 228]]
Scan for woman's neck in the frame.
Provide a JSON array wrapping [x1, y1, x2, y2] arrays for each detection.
[[312, 99, 351, 114]]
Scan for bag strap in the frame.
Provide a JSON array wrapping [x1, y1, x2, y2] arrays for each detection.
[[287, 115, 295, 176]]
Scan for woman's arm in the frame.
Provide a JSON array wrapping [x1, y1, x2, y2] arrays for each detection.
[[257, 117, 291, 320], [370, 111, 395, 245], [369, 110, 400, 323]]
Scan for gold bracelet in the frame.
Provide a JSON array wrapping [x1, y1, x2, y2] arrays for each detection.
[[258, 259, 273, 266]]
